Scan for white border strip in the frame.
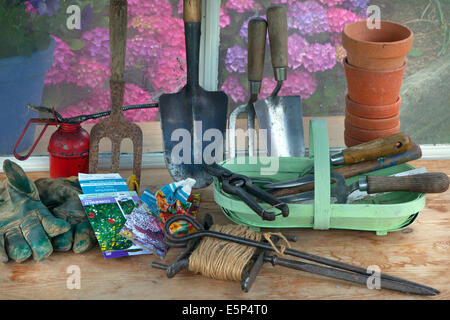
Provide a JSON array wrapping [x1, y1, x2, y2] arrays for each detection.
[[199, 0, 221, 90], [1, 145, 449, 172]]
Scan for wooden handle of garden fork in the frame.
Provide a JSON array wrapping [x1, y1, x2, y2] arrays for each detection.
[[267, 5, 288, 69], [248, 18, 268, 82], [342, 132, 412, 165], [184, 0, 202, 23], [366, 172, 450, 194], [109, 0, 128, 81]]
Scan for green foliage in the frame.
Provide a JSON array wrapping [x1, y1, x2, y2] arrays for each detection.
[[0, 2, 52, 58]]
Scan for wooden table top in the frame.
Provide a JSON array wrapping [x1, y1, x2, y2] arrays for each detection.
[[0, 160, 449, 300]]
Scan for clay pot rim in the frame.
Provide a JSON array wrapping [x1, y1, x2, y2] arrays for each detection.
[[344, 57, 407, 73], [346, 95, 402, 107], [343, 20, 413, 47]]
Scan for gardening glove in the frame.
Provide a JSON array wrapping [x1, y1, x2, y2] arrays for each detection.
[[0, 160, 71, 263], [35, 177, 96, 254]]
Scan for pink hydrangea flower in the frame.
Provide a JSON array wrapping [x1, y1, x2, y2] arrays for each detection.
[[60, 84, 158, 123], [327, 8, 362, 33], [45, 36, 75, 85], [81, 27, 110, 67], [225, 45, 247, 73], [302, 43, 336, 72], [317, 0, 344, 7], [260, 71, 317, 100], [128, 0, 173, 18], [288, 34, 309, 69], [221, 75, 246, 103], [225, 0, 255, 13], [220, 7, 231, 28], [67, 57, 110, 88], [272, 0, 297, 5], [150, 55, 186, 94]]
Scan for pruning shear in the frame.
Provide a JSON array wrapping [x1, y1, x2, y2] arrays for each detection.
[[204, 163, 289, 221]]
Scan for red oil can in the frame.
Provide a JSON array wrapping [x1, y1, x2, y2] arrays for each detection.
[[47, 123, 89, 178], [14, 117, 90, 178]]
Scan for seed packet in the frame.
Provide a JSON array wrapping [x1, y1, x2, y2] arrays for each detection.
[[119, 201, 168, 259], [79, 191, 151, 258]]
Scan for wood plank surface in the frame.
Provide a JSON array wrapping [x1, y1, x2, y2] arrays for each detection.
[[0, 160, 448, 300]]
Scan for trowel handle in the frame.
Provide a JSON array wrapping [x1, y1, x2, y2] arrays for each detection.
[[365, 172, 450, 194], [184, 0, 202, 23], [109, 0, 128, 81], [331, 132, 412, 165], [267, 5, 288, 70], [248, 18, 267, 83]]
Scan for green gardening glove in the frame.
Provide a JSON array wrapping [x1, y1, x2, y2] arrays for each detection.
[[35, 177, 96, 254], [0, 160, 71, 263]]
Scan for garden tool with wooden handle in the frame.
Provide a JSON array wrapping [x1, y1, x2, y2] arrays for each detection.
[[254, 5, 305, 157], [159, 0, 228, 189], [278, 171, 449, 203], [229, 17, 267, 158], [89, 0, 143, 185]]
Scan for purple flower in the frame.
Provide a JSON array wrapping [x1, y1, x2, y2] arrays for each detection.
[[67, 58, 110, 89], [81, 27, 110, 67], [343, 0, 371, 14], [225, 0, 256, 13], [317, 0, 344, 7], [302, 43, 337, 72], [81, 5, 93, 31], [288, 1, 329, 35], [28, 0, 60, 16], [288, 34, 309, 69], [225, 45, 247, 73], [221, 75, 246, 103]]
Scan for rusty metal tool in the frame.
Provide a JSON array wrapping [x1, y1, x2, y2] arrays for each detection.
[[254, 5, 305, 157], [88, 0, 143, 184], [278, 171, 450, 203], [241, 233, 297, 292], [267, 143, 422, 198], [229, 17, 268, 158], [159, 0, 228, 189], [163, 214, 440, 295]]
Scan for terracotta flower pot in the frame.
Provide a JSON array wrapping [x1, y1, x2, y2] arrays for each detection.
[[345, 119, 401, 141], [344, 58, 406, 105], [342, 20, 413, 70], [345, 111, 399, 130], [345, 95, 401, 119], [344, 134, 366, 147]]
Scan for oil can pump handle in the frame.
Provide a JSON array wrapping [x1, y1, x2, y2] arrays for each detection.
[[13, 118, 58, 161]]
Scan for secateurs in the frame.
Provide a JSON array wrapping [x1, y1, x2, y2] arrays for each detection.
[[204, 163, 289, 221]]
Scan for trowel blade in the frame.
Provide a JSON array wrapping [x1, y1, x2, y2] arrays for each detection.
[[254, 95, 305, 158]]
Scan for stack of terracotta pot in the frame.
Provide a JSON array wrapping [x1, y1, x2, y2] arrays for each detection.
[[342, 21, 413, 147]]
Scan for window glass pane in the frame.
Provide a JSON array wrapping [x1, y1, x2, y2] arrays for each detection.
[[218, 0, 450, 147], [1, 0, 185, 156]]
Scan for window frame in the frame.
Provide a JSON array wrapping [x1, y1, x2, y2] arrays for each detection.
[[1, 0, 449, 173]]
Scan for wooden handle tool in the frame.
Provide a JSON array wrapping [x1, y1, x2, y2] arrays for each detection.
[[331, 132, 412, 165]]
